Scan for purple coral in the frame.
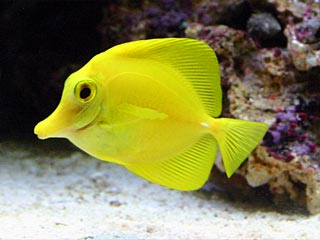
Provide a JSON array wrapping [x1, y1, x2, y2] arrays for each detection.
[[295, 17, 320, 44], [143, 1, 191, 38], [263, 97, 319, 162]]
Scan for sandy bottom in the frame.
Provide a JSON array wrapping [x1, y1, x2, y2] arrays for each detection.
[[0, 139, 319, 239]]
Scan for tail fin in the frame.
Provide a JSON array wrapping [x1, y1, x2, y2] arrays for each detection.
[[209, 118, 269, 178]]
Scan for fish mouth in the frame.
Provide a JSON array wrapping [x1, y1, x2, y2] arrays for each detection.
[[34, 119, 64, 140], [34, 111, 71, 140], [34, 102, 99, 140], [34, 122, 48, 139], [34, 102, 79, 140]]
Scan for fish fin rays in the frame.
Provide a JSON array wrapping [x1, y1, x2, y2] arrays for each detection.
[[108, 38, 222, 117], [125, 134, 217, 191], [210, 118, 269, 178]]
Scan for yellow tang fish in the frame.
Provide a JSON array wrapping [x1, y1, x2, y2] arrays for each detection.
[[34, 38, 268, 190]]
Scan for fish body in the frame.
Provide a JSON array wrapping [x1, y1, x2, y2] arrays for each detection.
[[34, 38, 268, 190]]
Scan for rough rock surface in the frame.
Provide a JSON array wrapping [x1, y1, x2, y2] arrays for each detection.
[[187, 0, 320, 214]]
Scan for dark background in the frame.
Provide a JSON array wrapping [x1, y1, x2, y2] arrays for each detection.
[[0, 1, 106, 138]]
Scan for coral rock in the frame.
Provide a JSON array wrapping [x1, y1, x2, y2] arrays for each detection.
[[186, 10, 320, 213], [242, 146, 320, 214], [247, 13, 282, 42], [285, 24, 320, 71]]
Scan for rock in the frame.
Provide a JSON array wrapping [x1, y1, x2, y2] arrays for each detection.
[[185, 5, 320, 213], [242, 146, 320, 214], [247, 13, 282, 42]]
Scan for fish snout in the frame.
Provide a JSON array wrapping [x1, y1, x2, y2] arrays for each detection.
[[34, 121, 50, 139], [33, 103, 76, 139], [33, 113, 69, 139]]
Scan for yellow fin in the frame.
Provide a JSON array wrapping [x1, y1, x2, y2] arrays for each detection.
[[117, 103, 168, 120], [210, 118, 269, 177], [125, 134, 217, 191], [107, 38, 222, 117]]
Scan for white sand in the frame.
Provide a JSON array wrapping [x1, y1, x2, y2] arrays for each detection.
[[0, 140, 319, 239]]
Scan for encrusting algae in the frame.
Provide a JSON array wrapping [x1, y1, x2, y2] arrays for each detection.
[[34, 38, 268, 190]]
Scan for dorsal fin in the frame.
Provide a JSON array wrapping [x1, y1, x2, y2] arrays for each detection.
[[107, 38, 222, 117]]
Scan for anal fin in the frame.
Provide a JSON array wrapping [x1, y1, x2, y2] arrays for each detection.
[[125, 134, 217, 191]]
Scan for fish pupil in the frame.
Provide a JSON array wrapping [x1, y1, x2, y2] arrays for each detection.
[[80, 87, 91, 99]]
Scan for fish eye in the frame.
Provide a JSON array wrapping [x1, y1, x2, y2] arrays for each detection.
[[80, 87, 91, 99], [75, 81, 96, 103]]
